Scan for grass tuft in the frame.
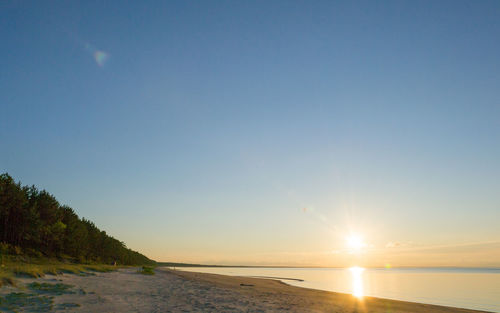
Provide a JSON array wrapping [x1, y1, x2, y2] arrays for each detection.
[[28, 282, 75, 295], [0, 292, 53, 312], [84, 264, 116, 273], [139, 266, 155, 275], [57, 302, 81, 309], [0, 268, 16, 287]]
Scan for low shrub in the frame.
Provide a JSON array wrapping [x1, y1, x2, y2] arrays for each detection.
[[139, 266, 155, 275]]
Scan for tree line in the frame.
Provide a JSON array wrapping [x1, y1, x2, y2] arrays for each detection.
[[0, 173, 154, 265]]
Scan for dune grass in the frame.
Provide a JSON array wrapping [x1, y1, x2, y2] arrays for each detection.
[[0, 282, 81, 312], [28, 282, 75, 295], [10, 262, 116, 278], [0, 271, 16, 288], [0, 292, 53, 312], [139, 266, 155, 275], [0, 255, 122, 287]]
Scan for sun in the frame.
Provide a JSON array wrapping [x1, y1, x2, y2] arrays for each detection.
[[346, 233, 365, 251]]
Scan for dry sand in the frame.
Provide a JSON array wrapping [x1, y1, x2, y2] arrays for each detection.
[[0, 267, 492, 312]]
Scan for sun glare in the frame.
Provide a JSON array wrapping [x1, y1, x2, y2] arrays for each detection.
[[349, 266, 365, 298], [346, 233, 365, 251]]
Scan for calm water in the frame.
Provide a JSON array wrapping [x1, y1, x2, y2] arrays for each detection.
[[173, 267, 500, 312]]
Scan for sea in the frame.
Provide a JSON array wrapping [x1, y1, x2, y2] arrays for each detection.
[[172, 267, 500, 312]]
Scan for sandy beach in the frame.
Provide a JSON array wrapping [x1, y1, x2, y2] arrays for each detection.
[[0, 267, 492, 312]]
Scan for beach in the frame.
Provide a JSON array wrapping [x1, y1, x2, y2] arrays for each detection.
[[0, 268, 492, 312]]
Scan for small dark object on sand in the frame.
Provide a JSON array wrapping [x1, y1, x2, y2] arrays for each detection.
[[240, 283, 254, 287]]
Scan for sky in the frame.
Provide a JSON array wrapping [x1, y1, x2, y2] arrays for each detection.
[[1, 0, 499, 267]]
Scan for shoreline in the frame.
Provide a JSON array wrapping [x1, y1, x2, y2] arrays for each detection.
[[161, 263, 500, 271], [0, 267, 493, 312], [167, 268, 491, 313]]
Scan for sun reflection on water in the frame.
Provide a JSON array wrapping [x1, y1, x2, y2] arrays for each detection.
[[349, 266, 365, 298]]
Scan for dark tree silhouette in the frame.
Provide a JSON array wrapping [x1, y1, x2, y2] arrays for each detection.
[[0, 173, 154, 265]]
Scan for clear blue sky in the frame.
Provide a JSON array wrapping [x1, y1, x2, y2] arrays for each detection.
[[1, 1, 499, 266]]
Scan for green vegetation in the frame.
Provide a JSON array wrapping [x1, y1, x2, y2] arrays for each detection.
[[0, 173, 155, 266], [0, 276, 16, 288], [0, 292, 53, 312], [139, 265, 155, 275], [28, 282, 75, 295], [0, 255, 121, 287], [0, 282, 80, 312], [58, 302, 81, 309], [11, 262, 113, 278]]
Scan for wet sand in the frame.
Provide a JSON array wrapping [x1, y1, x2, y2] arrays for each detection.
[[0, 267, 492, 312]]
